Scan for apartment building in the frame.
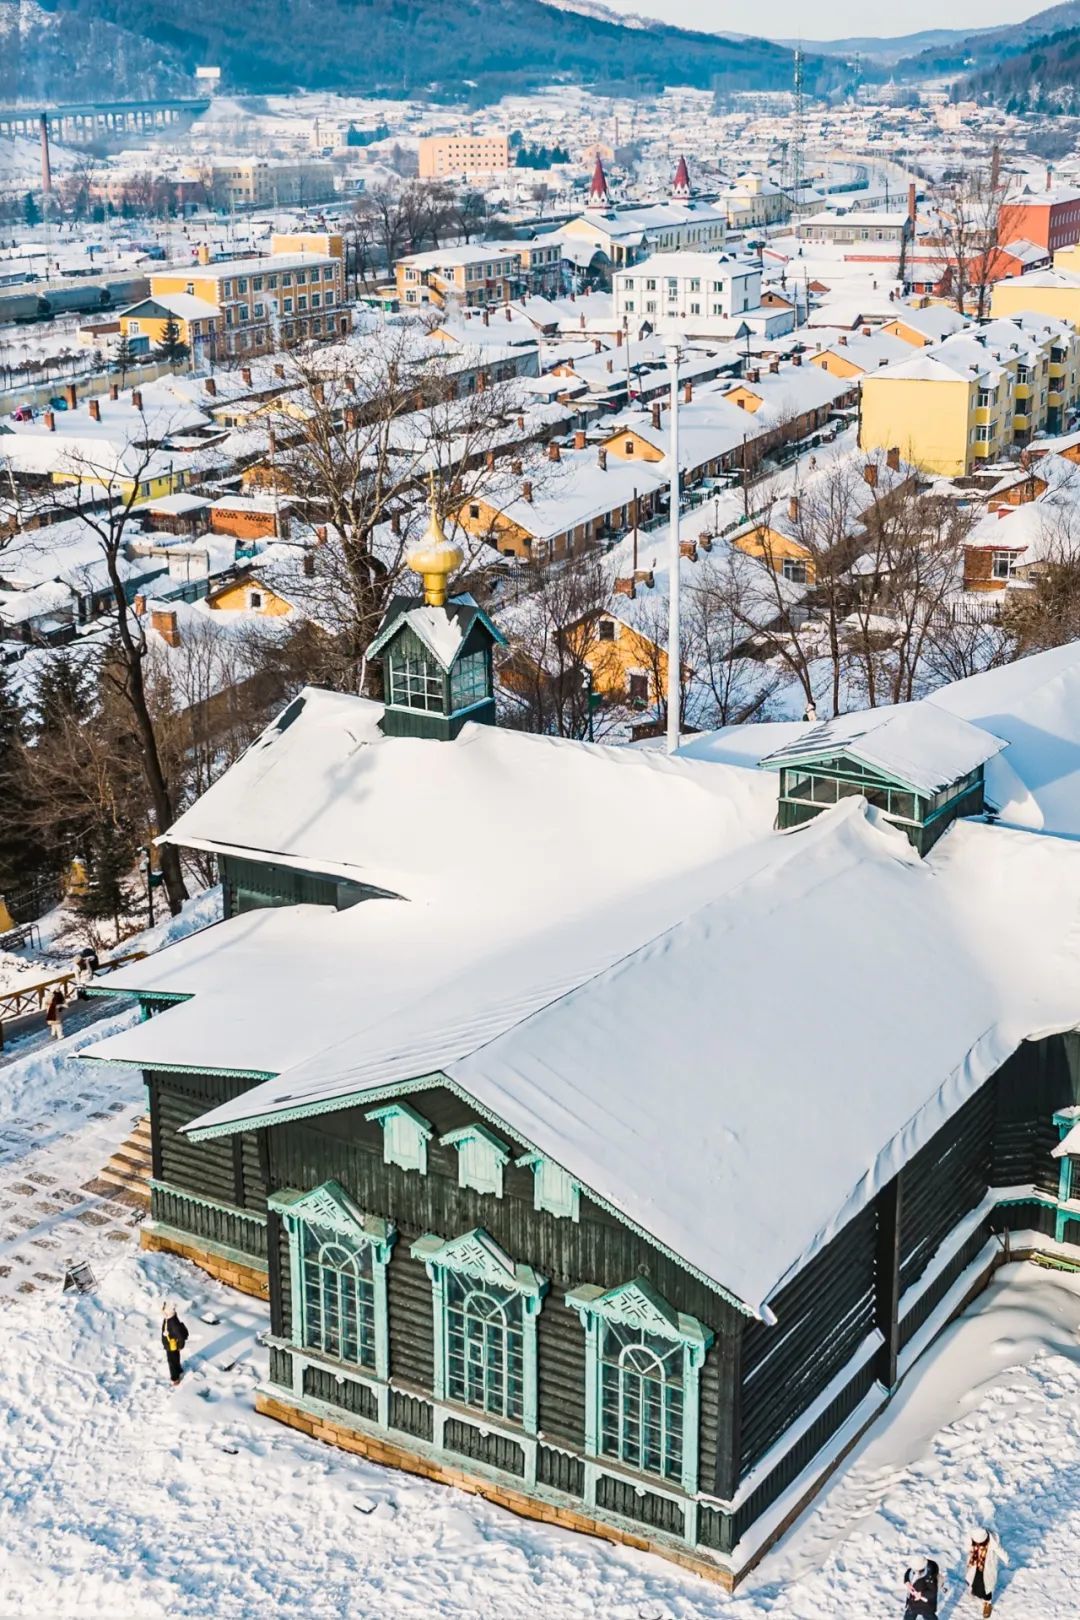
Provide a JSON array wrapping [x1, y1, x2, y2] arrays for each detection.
[[149, 247, 346, 358], [612, 252, 779, 338], [396, 245, 533, 308], [998, 186, 1080, 256], [418, 134, 509, 178], [203, 160, 336, 209], [990, 262, 1080, 332], [859, 314, 1080, 477]]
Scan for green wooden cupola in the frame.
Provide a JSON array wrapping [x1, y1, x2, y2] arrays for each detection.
[[759, 702, 1008, 856], [366, 494, 505, 741]]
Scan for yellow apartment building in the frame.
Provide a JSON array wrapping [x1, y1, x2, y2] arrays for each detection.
[[860, 316, 1080, 476], [395, 245, 523, 308], [148, 248, 346, 357], [991, 267, 1080, 332], [418, 134, 510, 178]]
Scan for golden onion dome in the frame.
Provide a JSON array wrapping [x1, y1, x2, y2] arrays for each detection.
[[407, 487, 463, 608]]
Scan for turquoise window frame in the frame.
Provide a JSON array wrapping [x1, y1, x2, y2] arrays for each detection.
[[269, 1182, 396, 1381], [366, 1100, 434, 1175], [566, 1277, 713, 1496], [412, 1228, 548, 1433], [441, 1123, 511, 1197], [516, 1151, 581, 1220]]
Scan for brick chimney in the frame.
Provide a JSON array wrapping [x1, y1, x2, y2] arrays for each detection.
[[863, 462, 878, 487], [615, 329, 623, 348], [315, 524, 327, 543], [605, 357, 613, 373], [789, 494, 800, 521], [679, 539, 697, 560], [614, 577, 636, 599], [838, 335, 847, 347], [549, 441, 561, 462], [597, 448, 607, 470], [683, 381, 692, 404], [88, 398, 100, 422], [274, 363, 285, 379], [521, 479, 533, 502], [131, 389, 143, 409], [65, 383, 77, 410], [482, 309, 490, 327], [486, 450, 496, 470], [886, 446, 900, 471], [651, 402, 662, 431], [792, 353, 803, 366], [197, 242, 210, 265], [133, 594, 146, 617], [241, 367, 252, 387], [204, 377, 217, 397], [907, 182, 917, 221], [862, 325, 872, 337], [109, 383, 119, 401], [511, 458, 523, 476], [303, 552, 316, 577], [574, 429, 586, 450], [151, 606, 180, 647], [504, 305, 512, 322], [746, 368, 759, 383], [311, 381, 324, 404], [593, 338, 602, 353], [391, 512, 401, 536], [44, 410, 55, 432], [769, 359, 779, 374], [345, 406, 359, 432]]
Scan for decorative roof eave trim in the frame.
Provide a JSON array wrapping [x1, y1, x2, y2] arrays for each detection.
[[182, 1069, 759, 1320], [758, 748, 956, 798], [80, 1054, 278, 1080]]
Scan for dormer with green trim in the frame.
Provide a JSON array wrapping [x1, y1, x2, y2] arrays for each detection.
[[366, 492, 505, 742], [759, 702, 1008, 856]]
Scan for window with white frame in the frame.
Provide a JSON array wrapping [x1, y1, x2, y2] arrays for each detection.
[[387, 649, 444, 711], [566, 1278, 712, 1494], [412, 1228, 548, 1429], [992, 549, 1016, 580], [270, 1182, 396, 1379]]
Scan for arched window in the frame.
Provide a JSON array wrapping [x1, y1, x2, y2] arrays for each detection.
[[599, 1321, 684, 1482], [567, 1277, 712, 1495], [412, 1227, 547, 1431], [445, 1274, 524, 1421], [302, 1226, 376, 1369], [270, 1181, 395, 1380]]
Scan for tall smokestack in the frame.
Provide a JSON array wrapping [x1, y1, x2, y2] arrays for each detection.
[[39, 114, 52, 199], [907, 182, 916, 223]]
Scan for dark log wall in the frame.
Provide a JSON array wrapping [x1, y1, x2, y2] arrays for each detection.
[[149, 1070, 270, 1216], [993, 1033, 1080, 1194], [739, 1202, 876, 1479], [263, 1083, 745, 1495], [898, 1085, 993, 1294]]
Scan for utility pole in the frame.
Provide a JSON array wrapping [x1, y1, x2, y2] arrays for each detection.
[[791, 46, 804, 222], [665, 344, 681, 755]]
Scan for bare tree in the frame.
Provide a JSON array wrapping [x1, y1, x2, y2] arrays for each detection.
[[29, 422, 189, 914], [931, 163, 1009, 319], [498, 555, 617, 739], [264, 334, 546, 695]]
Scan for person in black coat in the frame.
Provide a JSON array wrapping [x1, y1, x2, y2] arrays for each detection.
[[161, 1304, 189, 1385], [904, 1556, 943, 1617]]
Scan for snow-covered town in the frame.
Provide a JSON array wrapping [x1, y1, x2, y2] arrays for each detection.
[[8, 2, 1080, 1615]]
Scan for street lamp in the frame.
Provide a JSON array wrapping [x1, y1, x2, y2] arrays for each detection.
[[665, 341, 681, 756]]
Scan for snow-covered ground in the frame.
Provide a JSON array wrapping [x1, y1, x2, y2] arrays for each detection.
[[1, 1001, 1080, 1615]]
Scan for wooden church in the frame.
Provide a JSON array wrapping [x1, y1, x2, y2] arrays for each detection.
[[86, 520, 1080, 1590]]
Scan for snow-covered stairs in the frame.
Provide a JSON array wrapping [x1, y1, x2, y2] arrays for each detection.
[[86, 1115, 152, 1210]]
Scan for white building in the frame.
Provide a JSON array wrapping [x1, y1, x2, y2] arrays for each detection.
[[613, 252, 789, 339]]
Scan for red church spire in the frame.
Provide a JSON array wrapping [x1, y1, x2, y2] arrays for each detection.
[[587, 154, 610, 209], [671, 154, 691, 201]]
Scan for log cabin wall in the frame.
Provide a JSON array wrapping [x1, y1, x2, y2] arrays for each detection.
[[262, 1082, 745, 1550]]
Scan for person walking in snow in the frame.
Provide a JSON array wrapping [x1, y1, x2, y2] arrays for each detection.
[[45, 987, 65, 1041], [161, 1304, 189, 1386], [966, 1527, 1008, 1617], [903, 1556, 943, 1618]]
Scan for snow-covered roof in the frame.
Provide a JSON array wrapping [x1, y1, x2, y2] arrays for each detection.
[[759, 702, 1007, 794], [155, 685, 775, 905], [930, 643, 1080, 837], [87, 803, 1080, 1315]]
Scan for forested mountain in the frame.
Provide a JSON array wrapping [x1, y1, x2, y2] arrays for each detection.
[[963, 25, 1080, 112], [892, 1, 1080, 81], [1, 0, 839, 106]]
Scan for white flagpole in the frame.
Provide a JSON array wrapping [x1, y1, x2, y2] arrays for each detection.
[[666, 342, 681, 755]]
